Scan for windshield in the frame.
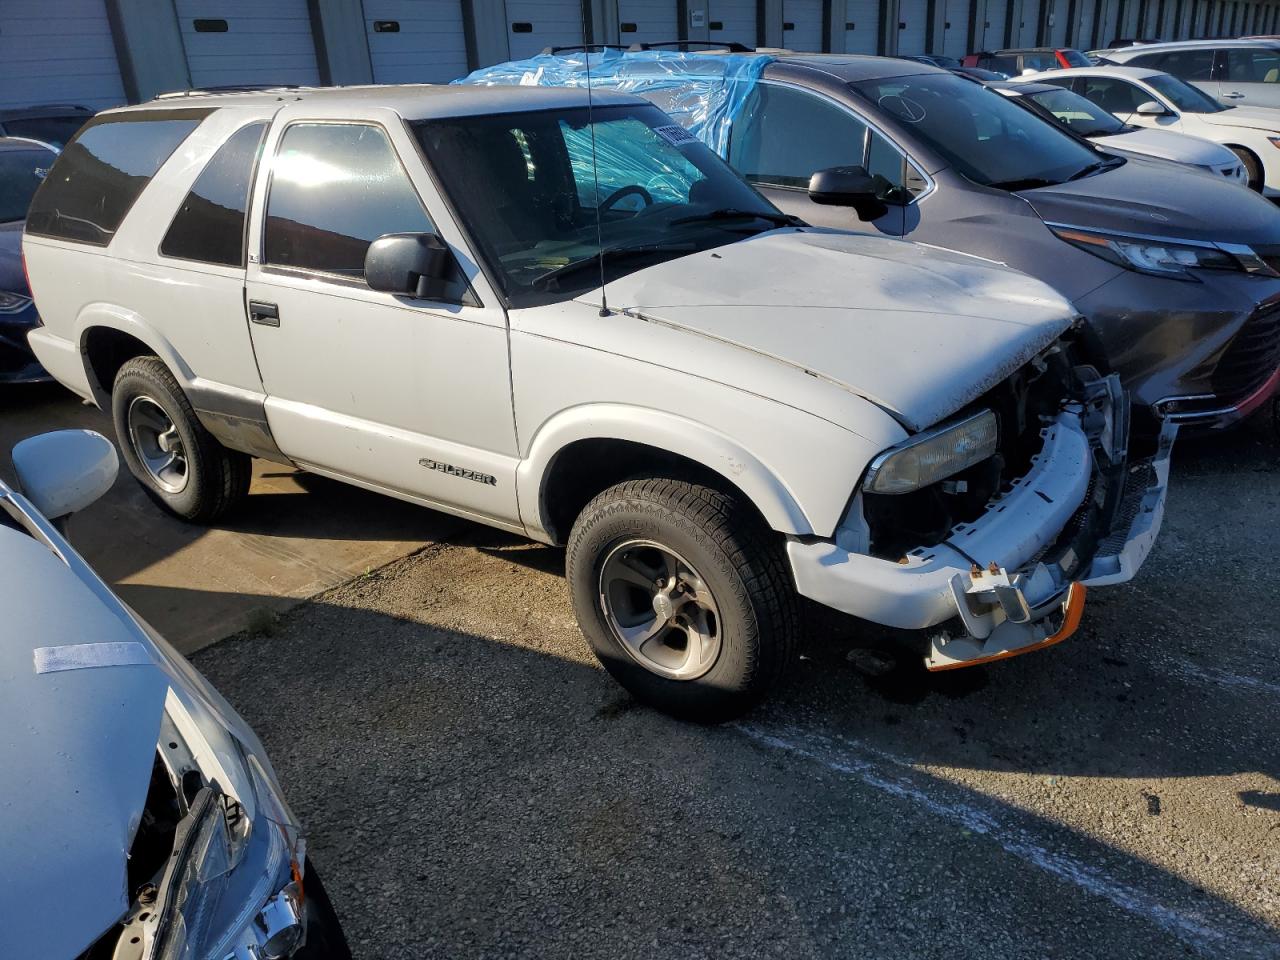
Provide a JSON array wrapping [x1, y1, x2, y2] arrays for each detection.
[[1025, 87, 1127, 135], [3, 116, 86, 149], [414, 104, 785, 307], [0, 146, 56, 223], [849, 73, 1105, 189], [1146, 73, 1227, 113], [1060, 49, 1091, 67]]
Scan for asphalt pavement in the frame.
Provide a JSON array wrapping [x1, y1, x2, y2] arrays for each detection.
[[191, 415, 1280, 960]]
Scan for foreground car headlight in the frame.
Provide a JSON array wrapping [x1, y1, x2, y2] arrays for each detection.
[[1050, 225, 1249, 279], [0, 290, 32, 314], [153, 741, 305, 960], [863, 410, 998, 494]]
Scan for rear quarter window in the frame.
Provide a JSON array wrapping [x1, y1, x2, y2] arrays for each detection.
[[25, 109, 210, 246]]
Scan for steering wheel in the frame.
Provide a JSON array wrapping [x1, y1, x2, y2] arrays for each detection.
[[598, 184, 654, 214]]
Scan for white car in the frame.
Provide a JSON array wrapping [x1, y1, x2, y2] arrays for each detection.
[[1029, 64, 1280, 195], [23, 84, 1172, 719], [993, 80, 1249, 183], [0, 430, 349, 959]]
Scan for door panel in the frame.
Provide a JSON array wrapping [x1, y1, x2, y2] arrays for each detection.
[[245, 120, 519, 522]]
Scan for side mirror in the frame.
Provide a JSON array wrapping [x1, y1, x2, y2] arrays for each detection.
[[1135, 100, 1168, 116], [12, 430, 118, 520], [365, 232, 458, 299], [807, 166, 890, 222]]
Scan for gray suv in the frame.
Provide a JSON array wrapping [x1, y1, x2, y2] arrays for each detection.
[[471, 51, 1280, 430], [1105, 39, 1280, 108]]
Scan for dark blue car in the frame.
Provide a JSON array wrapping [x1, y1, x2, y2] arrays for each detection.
[[0, 137, 58, 383]]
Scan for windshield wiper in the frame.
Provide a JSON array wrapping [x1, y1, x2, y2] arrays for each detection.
[[1067, 158, 1121, 181], [669, 208, 802, 228], [531, 243, 697, 291]]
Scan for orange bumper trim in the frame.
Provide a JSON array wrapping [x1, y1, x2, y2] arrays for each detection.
[[928, 582, 1088, 672]]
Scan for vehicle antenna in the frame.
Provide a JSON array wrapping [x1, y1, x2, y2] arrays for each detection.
[[581, 39, 610, 316]]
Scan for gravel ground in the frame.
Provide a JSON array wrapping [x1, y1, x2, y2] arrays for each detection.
[[196, 418, 1280, 960]]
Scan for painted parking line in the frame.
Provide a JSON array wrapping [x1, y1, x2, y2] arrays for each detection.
[[735, 723, 1280, 960]]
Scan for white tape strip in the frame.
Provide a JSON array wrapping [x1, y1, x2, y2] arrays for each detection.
[[34, 641, 154, 674]]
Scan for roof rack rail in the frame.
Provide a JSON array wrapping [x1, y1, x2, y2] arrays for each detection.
[[627, 40, 754, 52], [539, 43, 631, 54], [153, 83, 303, 100]]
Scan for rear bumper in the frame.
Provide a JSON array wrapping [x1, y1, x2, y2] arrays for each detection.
[[25, 328, 92, 399], [788, 391, 1175, 669]]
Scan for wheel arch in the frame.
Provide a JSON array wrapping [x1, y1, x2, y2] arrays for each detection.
[[518, 405, 815, 545], [76, 307, 192, 408]]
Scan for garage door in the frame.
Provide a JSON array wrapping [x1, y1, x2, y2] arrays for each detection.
[[784, 0, 826, 49], [842, 0, 881, 51], [897, 0, 929, 53], [976, 0, 1008, 48], [1046, 0, 1069, 44], [942, 0, 971, 55], [0, 0, 125, 110], [617, 0, 679, 45], [1012, 0, 1038, 45], [175, 0, 321, 88], [709, 0, 758, 46], [364, 0, 469, 84], [504, 0, 583, 59]]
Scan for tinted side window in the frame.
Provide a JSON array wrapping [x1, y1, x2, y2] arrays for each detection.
[[1141, 48, 1215, 80], [263, 123, 435, 278], [161, 122, 266, 267], [729, 85, 867, 188], [865, 130, 925, 200], [1078, 77, 1148, 113], [1226, 47, 1280, 82], [26, 111, 207, 245]]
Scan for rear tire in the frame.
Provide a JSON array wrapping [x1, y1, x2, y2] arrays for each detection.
[[1229, 146, 1263, 192], [111, 356, 251, 522], [566, 477, 799, 722]]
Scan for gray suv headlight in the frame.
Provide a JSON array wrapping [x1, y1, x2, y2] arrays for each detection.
[[863, 410, 998, 495], [1049, 225, 1268, 279]]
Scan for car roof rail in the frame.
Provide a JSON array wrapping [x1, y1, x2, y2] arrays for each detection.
[[627, 39, 754, 52], [539, 43, 631, 54], [152, 84, 303, 100]]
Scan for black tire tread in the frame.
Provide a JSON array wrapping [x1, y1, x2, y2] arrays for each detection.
[[567, 476, 799, 720], [112, 356, 251, 523]]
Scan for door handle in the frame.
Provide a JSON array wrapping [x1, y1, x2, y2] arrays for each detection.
[[249, 300, 280, 327], [1223, 91, 1245, 99]]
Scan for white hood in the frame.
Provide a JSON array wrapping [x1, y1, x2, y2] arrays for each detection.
[[1096, 126, 1238, 166], [1198, 104, 1280, 131], [580, 230, 1077, 431], [0, 526, 170, 959]]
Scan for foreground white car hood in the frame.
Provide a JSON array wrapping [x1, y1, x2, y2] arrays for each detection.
[[1197, 104, 1280, 131], [581, 230, 1076, 431], [0, 526, 170, 959], [1097, 126, 1237, 166]]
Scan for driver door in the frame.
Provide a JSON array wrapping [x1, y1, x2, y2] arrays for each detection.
[[725, 83, 911, 237], [243, 113, 520, 525]]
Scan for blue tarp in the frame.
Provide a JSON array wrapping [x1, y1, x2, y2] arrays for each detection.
[[456, 50, 772, 155]]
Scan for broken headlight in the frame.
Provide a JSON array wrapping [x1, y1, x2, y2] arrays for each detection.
[[863, 409, 998, 495], [152, 741, 304, 960]]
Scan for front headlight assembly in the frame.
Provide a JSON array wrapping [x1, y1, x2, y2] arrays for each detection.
[[0, 290, 32, 314], [1049, 225, 1277, 280], [863, 409, 999, 495]]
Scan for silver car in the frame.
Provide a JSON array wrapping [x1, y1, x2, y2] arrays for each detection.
[[0, 430, 349, 959], [1104, 38, 1280, 109]]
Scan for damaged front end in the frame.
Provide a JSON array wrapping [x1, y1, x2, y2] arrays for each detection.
[[787, 325, 1175, 669], [77, 689, 309, 960]]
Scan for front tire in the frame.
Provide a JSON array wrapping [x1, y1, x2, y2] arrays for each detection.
[[111, 356, 251, 522], [566, 477, 799, 722], [1229, 146, 1263, 192]]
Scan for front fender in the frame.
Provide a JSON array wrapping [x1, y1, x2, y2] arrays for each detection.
[[518, 403, 845, 541]]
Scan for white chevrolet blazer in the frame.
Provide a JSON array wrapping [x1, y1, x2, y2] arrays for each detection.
[[23, 84, 1173, 720]]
